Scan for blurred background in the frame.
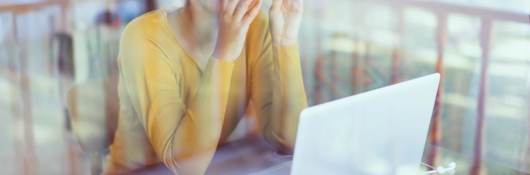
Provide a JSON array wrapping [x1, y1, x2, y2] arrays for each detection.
[[0, 0, 529, 174]]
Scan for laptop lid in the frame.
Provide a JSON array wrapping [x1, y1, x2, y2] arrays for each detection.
[[291, 73, 440, 175]]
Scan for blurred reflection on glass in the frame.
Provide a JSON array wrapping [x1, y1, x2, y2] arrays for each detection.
[[0, 0, 529, 174]]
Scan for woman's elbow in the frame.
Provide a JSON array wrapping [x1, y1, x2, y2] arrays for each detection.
[[264, 130, 295, 155]]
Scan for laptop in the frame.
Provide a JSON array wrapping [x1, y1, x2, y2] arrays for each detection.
[[252, 73, 440, 175]]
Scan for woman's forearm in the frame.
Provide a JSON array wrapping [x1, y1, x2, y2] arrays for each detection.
[[269, 44, 308, 152], [163, 58, 234, 175]]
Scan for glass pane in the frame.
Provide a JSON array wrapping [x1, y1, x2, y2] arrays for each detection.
[[1, 0, 529, 174], [484, 21, 530, 174]]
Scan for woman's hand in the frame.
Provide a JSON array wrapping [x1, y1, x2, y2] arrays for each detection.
[[269, 0, 303, 45], [213, 0, 262, 61]]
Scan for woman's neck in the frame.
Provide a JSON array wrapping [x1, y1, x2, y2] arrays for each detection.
[[181, 1, 216, 43], [168, 1, 218, 67]]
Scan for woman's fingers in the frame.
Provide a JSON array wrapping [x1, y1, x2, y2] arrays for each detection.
[[224, 0, 260, 24], [225, 0, 239, 16], [242, 0, 262, 25], [234, 0, 252, 21], [215, 0, 262, 60]]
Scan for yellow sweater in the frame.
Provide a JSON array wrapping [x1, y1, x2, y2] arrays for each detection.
[[104, 10, 307, 174]]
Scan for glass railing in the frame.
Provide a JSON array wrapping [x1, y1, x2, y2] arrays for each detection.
[[0, 0, 529, 174]]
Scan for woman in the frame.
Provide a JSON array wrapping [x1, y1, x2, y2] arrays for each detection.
[[104, 0, 307, 174]]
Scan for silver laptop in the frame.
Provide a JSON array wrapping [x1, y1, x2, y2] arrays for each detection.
[[253, 73, 440, 175]]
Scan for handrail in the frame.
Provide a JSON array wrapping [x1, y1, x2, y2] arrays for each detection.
[[369, 0, 529, 24], [0, 0, 66, 13]]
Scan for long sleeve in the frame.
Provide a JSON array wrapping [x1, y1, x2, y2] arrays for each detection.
[[249, 19, 308, 153], [118, 23, 234, 174]]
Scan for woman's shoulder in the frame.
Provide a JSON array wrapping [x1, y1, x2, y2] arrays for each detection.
[[121, 10, 167, 39]]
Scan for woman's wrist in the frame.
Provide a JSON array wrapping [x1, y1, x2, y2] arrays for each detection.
[[273, 39, 298, 46], [272, 35, 299, 46], [212, 45, 241, 61]]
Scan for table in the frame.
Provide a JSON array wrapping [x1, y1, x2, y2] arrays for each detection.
[[206, 137, 293, 175], [127, 137, 292, 175]]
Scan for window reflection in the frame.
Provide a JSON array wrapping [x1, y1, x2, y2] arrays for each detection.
[[0, 0, 529, 174]]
